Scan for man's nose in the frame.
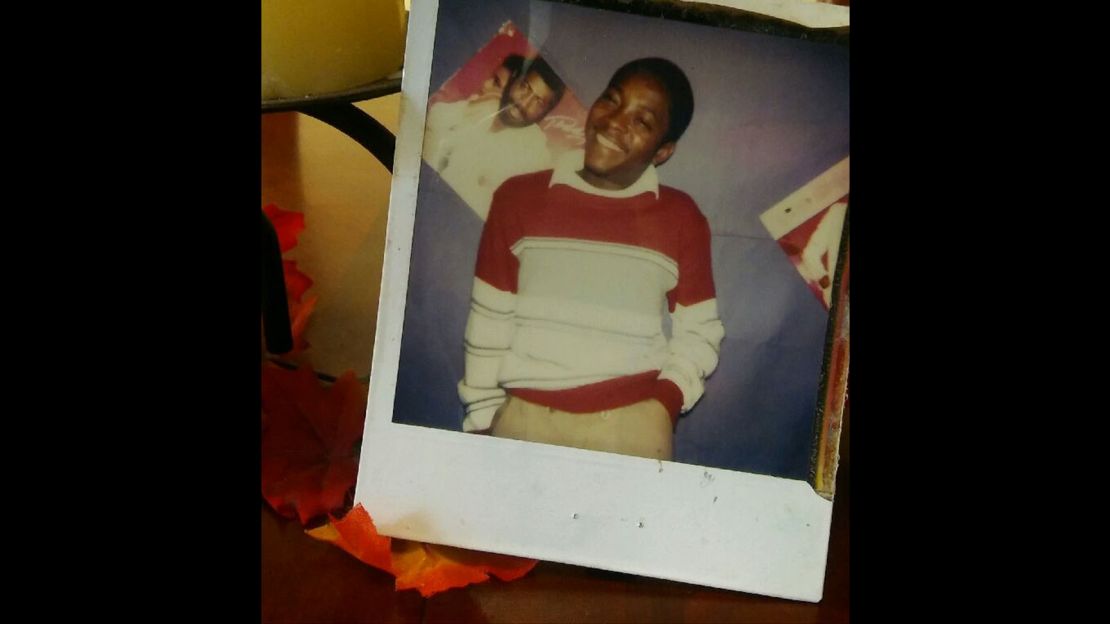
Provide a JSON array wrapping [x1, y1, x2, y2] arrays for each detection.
[[523, 92, 545, 109], [601, 109, 630, 133]]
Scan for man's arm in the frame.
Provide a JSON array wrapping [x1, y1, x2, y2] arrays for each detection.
[[458, 278, 516, 432], [422, 100, 464, 172], [653, 209, 725, 424], [457, 186, 521, 432]]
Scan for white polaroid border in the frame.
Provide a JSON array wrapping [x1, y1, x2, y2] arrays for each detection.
[[356, 0, 842, 602]]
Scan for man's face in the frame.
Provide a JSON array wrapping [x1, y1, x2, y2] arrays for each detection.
[[499, 69, 558, 127], [582, 72, 675, 189]]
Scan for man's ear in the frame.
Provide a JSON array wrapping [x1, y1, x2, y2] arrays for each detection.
[[652, 141, 676, 167]]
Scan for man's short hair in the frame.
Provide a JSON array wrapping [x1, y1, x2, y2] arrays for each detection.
[[515, 55, 566, 111], [500, 54, 525, 76], [608, 57, 694, 144]]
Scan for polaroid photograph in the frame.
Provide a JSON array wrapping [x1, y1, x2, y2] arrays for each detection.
[[357, 0, 849, 601]]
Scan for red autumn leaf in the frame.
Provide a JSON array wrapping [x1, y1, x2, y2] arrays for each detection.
[[263, 203, 306, 254], [261, 363, 367, 525], [262, 263, 314, 357], [306, 504, 393, 574], [283, 260, 314, 304], [262, 202, 316, 354]]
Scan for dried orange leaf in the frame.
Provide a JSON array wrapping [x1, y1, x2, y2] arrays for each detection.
[[306, 505, 539, 597], [306, 504, 393, 574], [422, 543, 538, 582], [392, 540, 492, 597]]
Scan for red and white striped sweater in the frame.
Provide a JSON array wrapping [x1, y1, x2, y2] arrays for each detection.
[[459, 152, 725, 432]]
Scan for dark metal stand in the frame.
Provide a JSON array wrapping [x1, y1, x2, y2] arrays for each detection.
[[261, 78, 401, 354], [261, 211, 293, 354], [300, 103, 395, 172]]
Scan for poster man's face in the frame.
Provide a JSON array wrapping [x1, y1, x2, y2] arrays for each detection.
[[499, 70, 558, 127], [582, 72, 675, 189]]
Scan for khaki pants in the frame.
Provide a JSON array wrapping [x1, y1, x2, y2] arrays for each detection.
[[490, 396, 673, 460]]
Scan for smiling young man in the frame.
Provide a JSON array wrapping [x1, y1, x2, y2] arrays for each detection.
[[424, 55, 566, 220], [458, 58, 724, 461]]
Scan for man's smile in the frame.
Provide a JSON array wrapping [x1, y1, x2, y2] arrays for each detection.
[[595, 132, 626, 153]]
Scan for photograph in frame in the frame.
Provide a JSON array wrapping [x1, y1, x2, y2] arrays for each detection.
[[358, 0, 849, 601]]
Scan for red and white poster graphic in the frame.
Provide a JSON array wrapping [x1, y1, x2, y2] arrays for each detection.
[[759, 157, 849, 309]]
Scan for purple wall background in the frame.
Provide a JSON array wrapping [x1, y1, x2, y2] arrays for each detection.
[[393, 0, 849, 480]]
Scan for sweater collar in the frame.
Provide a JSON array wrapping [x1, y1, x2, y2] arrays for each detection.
[[549, 149, 660, 199]]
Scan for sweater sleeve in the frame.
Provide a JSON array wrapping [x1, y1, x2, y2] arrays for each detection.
[[457, 184, 521, 432], [653, 208, 725, 422]]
